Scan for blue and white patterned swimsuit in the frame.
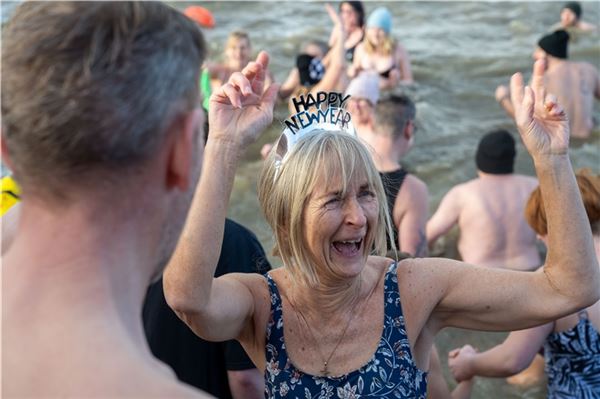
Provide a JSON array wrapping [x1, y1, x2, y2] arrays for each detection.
[[544, 311, 600, 398], [264, 262, 427, 399]]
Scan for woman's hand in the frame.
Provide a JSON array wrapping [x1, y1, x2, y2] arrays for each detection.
[[510, 58, 569, 161], [326, 3, 342, 28], [448, 345, 478, 382], [209, 51, 279, 149]]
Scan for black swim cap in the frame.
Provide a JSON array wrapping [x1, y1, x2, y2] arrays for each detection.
[[475, 130, 516, 175], [538, 30, 570, 59], [563, 2, 582, 19]]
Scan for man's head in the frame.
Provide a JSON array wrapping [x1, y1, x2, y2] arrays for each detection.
[[475, 130, 516, 175], [374, 94, 416, 146], [345, 73, 380, 126], [226, 31, 252, 70], [2, 2, 206, 272], [2, 2, 205, 199], [561, 2, 582, 27], [534, 30, 570, 61]]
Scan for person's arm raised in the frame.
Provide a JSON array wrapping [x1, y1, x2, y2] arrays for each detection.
[[427, 59, 600, 332], [163, 52, 278, 342], [313, 4, 346, 93]]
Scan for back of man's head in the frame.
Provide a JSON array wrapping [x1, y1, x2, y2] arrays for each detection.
[[374, 94, 416, 140], [537, 30, 570, 60], [475, 130, 516, 175], [2, 2, 206, 200]]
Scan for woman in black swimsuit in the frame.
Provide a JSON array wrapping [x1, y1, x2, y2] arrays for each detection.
[[328, 1, 365, 64]]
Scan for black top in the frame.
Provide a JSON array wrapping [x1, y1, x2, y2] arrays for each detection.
[[143, 218, 271, 399], [379, 168, 408, 250]]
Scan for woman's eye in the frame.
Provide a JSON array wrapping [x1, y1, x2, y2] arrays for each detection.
[[359, 190, 375, 198], [324, 197, 341, 209]]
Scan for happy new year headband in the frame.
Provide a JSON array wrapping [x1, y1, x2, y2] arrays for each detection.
[[273, 91, 357, 179]]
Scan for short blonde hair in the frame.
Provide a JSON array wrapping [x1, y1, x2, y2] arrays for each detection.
[[226, 31, 250, 50], [525, 168, 600, 236], [258, 131, 393, 287]]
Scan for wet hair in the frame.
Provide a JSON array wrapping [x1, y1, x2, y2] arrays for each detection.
[[226, 31, 251, 49], [258, 131, 393, 287], [1, 2, 205, 199], [525, 169, 600, 236], [340, 1, 365, 28], [374, 94, 416, 140]]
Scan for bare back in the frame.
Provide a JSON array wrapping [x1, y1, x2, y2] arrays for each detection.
[[545, 61, 599, 139], [438, 174, 541, 270], [3, 279, 211, 398]]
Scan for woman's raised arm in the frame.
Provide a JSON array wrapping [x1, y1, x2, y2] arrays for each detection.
[[163, 52, 279, 342], [420, 59, 599, 333]]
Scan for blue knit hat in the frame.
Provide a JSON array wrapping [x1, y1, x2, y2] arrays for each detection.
[[367, 7, 392, 35]]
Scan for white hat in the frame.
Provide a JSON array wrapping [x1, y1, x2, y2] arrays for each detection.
[[345, 72, 380, 105]]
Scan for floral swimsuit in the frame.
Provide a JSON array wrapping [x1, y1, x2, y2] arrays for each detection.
[[544, 311, 600, 398], [264, 263, 427, 398]]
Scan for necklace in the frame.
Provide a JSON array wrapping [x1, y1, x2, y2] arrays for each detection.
[[288, 279, 377, 377]]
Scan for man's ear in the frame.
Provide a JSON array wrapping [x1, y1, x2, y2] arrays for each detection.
[[0, 129, 14, 172], [403, 120, 414, 142], [165, 109, 202, 191]]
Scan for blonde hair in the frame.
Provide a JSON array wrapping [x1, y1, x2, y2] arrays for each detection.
[[525, 168, 600, 236], [226, 31, 250, 50], [258, 131, 393, 287], [363, 34, 395, 56]]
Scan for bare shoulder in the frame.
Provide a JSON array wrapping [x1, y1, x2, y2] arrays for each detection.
[[517, 174, 539, 188], [396, 174, 428, 212], [401, 174, 428, 196], [579, 61, 599, 74], [222, 271, 271, 313], [440, 180, 467, 202], [223, 270, 269, 290]]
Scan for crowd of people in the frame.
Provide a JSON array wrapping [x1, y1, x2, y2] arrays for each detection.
[[2, 1, 599, 399]]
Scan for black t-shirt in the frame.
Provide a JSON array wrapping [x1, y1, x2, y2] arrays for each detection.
[[143, 218, 271, 399]]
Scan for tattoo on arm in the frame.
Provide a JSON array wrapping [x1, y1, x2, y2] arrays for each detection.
[[415, 229, 428, 258]]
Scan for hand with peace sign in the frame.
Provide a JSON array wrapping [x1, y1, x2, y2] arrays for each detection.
[[509, 58, 570, 161]]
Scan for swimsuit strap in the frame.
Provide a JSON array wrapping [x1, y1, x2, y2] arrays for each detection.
[[578, 310, 589, 320], [383, 262, 406, 322], [264, 274, 287, 367]]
